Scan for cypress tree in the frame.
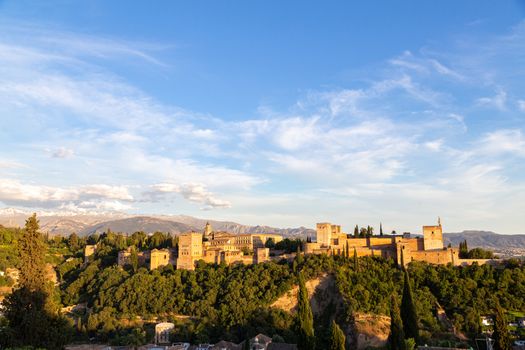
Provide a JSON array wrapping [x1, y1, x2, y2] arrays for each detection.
[[380, 223, 384, 236], [389, 294, 405, 350], [18, 214, 47, 291], [297, 273, 315, 350], [401, 270, 419, 344], [345, 241, 350, 258], [328, 320, 346, 350], [2, 214, 72, 349], [354, 225, 359, 237], [353, 248, 358, 271], [493, 302, 511, 350]]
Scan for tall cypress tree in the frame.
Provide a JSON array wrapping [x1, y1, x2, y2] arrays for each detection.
[[297, 273, 315, 350], [354, 225, 359, 238], [328, 320, 346, 350], [17, 214, 47, 291], [389, 294, 405, 350], [353, 248, 358, 271], [380, 223, 384, 236], [345, 241, 350, 258], [2, 214, 72, 349], [493, 302, 511, 350], [401, 270, 419, 344]]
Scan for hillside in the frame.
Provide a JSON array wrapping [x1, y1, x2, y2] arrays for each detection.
[[444, 231, 525, 248], [78, 216, 196, 236]]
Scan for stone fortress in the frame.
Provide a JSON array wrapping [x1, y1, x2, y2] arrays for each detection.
[[306, 218, 492, 267], [114, 222, 282, 270], [83, 218, 493, 271]]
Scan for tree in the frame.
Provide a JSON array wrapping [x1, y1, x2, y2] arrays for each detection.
[[68, 232, 80, 252], [359, 227, 367, 238], [401, 270, 419, 344], [353, 248, 358, 271], [130, 247, 139, 272], [493, 302, 511, 350], [380, 223, 384, 236], [388, 294, 405, 350], [265, 238, 276, 249], [297, 273, 315, 350], [328, 320, 345, 350], [354, 225, 359, 238], [17, 214, 47, 292], [459, 240, 469, 258], [345, 241, 350, 259], [2, 214, 72, 349]]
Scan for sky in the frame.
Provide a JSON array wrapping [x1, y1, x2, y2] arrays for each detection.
[[0, 1, 525, 234]]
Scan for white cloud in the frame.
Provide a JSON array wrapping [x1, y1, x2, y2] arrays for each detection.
[[424, 139, 443, 152], [476, 88, 507, 110], [50, 147, 75, 158], [0, 159, 26, 169], [0, 179, 133, 208], [478, 129, 525, 157], [150, 183, 231, 209], [518, 100, 525, 112]]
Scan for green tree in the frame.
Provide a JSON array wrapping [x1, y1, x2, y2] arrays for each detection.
[[68, 232, 80, 252], [493, 302, 511, 350], [328, 320, 345, 350], [1, 214, 72, 349], [265, 238, 276, 249], [130, 247, 139, 272], [354, 225, 359, 238], [459, 240, 469, 258], [353, 248, 358, 271], [297, 273, 315, 350], [388, 294, 405, 350], [401, 270, 419, 344], [18, 214, 47, 291], [345, 241, 350, 259], [380, 223, 383, 236]]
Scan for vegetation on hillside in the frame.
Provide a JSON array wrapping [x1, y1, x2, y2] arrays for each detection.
[[0, 217, 522, 348]]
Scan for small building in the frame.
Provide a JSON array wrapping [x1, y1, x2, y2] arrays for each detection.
[[155, 322, 174, 345], [84, 244, 97, 263], [150, 248, 173, 270], [249, 334, 272, 350]]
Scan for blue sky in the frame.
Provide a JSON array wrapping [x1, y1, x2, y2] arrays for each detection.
[[0, 1, 525, 233]]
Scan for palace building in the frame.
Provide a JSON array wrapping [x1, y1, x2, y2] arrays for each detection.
[[116, 223, 282, 271], [305, 218, 492, 267]]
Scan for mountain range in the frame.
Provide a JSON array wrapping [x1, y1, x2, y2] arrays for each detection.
[[0, 208, 314, 238]]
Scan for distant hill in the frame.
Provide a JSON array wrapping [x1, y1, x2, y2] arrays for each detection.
[[444, 231, 525, 249], [78, 216, 197, 236]]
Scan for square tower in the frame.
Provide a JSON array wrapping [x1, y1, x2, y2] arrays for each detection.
[[316, 223, 332, 247], [177, 232, 203, 270], [423, 219, 443, 250]]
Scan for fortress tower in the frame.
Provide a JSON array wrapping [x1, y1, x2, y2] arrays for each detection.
[[422, 217, 443, 250], [204, 222, 213, 238], [316, 223, 332, 247]]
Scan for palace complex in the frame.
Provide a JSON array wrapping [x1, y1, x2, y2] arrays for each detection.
[[84, 218, 492, 271], [306, 218, 491, 267], [112, 222, 282, 270]]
